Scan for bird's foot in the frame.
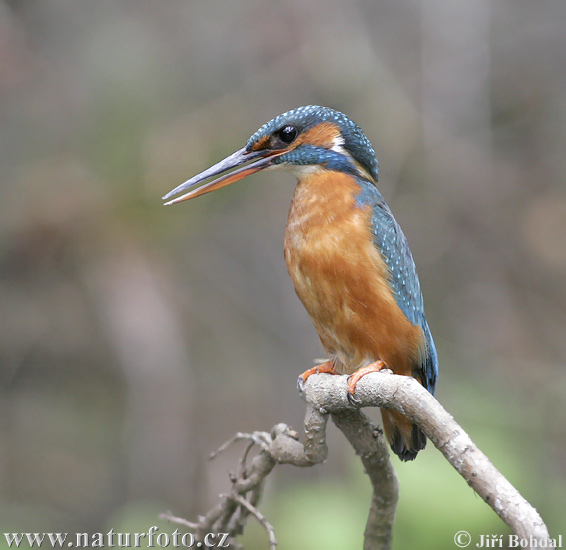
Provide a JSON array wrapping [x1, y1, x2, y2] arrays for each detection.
[[347, 360, 386, 405], [297, 360, 340, 392]]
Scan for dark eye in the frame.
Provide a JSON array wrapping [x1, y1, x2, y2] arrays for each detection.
[[277, 125, 298, 143]]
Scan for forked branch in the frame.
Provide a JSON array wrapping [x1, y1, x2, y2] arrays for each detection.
[[161, 371, 551, 550]]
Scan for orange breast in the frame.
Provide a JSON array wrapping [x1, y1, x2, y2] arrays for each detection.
[[284, 170, 424, 376]]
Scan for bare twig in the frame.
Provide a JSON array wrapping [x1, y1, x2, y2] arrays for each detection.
[[159, 511, 199, 530], [229, 493, 278, 550], [209, 431, 271, 460], [161, 422, 321, 548]]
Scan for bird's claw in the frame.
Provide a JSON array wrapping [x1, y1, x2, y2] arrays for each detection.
[[346, 377, 362, 406], [297, 361, 337, 393]]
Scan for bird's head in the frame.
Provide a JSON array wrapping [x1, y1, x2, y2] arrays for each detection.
[[163, 105, 379, 205]]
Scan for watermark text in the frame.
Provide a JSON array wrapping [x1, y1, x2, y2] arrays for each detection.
[[4, 527, 229, 548]]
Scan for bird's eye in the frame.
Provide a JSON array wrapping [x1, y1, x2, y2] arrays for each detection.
[[277, 126, 298, 144]]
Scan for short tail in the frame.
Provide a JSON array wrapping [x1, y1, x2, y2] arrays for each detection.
[[381, 409, 426, 461]]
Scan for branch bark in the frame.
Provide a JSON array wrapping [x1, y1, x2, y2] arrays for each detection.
[[161, 370, 551, 550], [330, 409, 398, 549]]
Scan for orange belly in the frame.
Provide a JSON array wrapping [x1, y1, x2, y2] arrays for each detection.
[[284, 170, 424, 376]]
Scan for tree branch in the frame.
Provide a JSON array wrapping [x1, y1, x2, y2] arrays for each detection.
[[302, 371, 551, 546], [331, 410, 398, 549], [160, 370, 551, 550]]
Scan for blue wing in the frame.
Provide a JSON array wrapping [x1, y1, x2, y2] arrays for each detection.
[[355, 179, 438, 395]]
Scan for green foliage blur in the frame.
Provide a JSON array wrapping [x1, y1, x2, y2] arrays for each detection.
[[1, 1, 565, 548]]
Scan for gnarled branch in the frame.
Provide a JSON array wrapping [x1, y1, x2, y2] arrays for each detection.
[[161, 371, 551, 550]]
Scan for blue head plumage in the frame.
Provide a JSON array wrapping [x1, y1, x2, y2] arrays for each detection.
[[246, 105, 379, 184]]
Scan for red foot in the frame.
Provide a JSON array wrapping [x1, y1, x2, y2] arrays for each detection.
[[298, 360, 340, 391], [347, 360, 386, 404]]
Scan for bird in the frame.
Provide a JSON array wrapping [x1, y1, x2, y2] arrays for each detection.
[[163, 105, 438, 461]]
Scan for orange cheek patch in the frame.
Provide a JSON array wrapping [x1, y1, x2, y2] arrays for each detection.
[[295, 122, 341, 148]]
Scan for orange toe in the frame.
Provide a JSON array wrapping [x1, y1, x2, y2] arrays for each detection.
[[298, 360, 340, 389], [347, 360, 386, 401]]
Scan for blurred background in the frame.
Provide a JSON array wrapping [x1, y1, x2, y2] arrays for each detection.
[[1, 0, 565, 548]]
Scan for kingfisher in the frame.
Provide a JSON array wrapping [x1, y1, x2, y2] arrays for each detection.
[[163, 106, 438, 461]]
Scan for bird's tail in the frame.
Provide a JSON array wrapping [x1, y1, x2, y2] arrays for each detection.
[[381, 409, 426, 461]]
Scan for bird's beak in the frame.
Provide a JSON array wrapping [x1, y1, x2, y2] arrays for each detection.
[[162, 147, 285, 205]]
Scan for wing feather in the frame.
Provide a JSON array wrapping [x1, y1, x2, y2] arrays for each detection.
[[356, 179, 438, 394]]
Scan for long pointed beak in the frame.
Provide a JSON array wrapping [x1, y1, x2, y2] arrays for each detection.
[[162, 147, 284, 205]]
